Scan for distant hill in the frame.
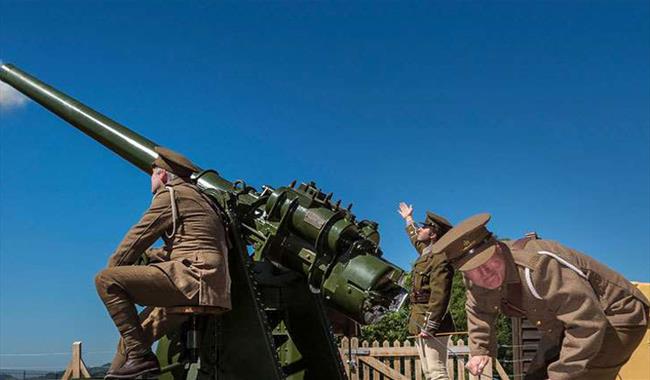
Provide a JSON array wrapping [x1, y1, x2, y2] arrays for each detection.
[[87, 363, 111, 378], [0, 363, 110, 380]]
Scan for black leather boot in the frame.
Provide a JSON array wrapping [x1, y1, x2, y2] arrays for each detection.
[[105, 351, 160, 379]]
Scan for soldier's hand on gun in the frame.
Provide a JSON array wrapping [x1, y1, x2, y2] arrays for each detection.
[[466, 355, 491, 376], [398, 202, 414, 222]]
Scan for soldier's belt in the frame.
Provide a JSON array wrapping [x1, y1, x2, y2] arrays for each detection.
[[410, 291, 431, 303]]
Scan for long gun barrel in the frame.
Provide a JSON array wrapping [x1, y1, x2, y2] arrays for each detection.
[[0, 64, 235, 193], [1, 64, 158, 173]]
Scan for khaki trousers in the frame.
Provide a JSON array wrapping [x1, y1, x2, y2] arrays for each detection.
[[95, 265, 196, 369], [416, 335, 450, 380], [581, 323, 647, 380], [525, 317, 648, 380]]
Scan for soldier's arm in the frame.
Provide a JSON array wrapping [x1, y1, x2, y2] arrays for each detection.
[[405, 224, 427, 254], [532, 258, 608, 380], [466, 286, 499, 356], [108, 190, 173, 267], [422, 254, 454, 334]]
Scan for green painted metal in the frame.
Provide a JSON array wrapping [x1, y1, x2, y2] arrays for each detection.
[[0, 64, 408, 380]]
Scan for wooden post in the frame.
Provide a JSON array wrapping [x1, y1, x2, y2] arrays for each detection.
[[61, 342, 91, 380], [362, 340, 370, 380], [446, 338, 454, 379], [393, 339, 402, 375], [456, 340, 467, 380], [340, 337, 351, 378], [383, 340, 392, 376], [371, 341, 380, 380], [415, 340, 422, 380], [495, 358, 511, 380], [404, 340, 413, 379], [350, 337, 360, 380], [511, 317, 523, 380]]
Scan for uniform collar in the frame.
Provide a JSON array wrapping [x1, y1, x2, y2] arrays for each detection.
[[153, 177, 188, 196], [168, 177, 187, 186]]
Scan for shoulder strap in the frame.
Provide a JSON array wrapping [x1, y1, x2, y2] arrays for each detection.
[[525, 250, 588, 300], [537, 251, 587, 279], [194, 187, 234, 250], [164, 185, 179, 239], [525, 268, 543, 300]]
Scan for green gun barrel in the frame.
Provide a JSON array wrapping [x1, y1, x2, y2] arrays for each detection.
[[0, 63, 235, 193], [0, 63, 158, 173]]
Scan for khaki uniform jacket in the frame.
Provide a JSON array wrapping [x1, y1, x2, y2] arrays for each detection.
[[466, 238, 649, 380], [406, 224, 455, 335], [107, 177, 231, 309]]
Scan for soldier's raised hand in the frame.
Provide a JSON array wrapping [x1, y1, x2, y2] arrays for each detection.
[[398, 202, 414, 221]]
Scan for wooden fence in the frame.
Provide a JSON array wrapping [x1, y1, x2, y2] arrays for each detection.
[[339, 337, 510, 380], [61, 342, 90, 380]]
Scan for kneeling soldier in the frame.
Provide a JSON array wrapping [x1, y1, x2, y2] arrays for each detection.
[[398, 203, 455, 380], [95, 147, 231, 379], [431, 213, 649, 380]]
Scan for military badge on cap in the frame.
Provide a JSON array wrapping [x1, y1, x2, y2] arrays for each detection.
[[420, 211, 453, 235], [152, 146, 198, 178], [430, 213, 497, 271]]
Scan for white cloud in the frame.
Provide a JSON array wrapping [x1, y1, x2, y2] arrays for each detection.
[[0, 80, 29, 111]]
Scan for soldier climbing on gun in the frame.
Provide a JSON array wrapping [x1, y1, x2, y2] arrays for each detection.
[[95, 147, 231, 379]]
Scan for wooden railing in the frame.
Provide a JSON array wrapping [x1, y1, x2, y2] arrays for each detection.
[[339, 337, 510, 380]]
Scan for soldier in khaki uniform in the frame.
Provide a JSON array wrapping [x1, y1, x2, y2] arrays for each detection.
[[95, 147, 231, 379], [398, 203, 455, 380], [430, 213, 649, 380]]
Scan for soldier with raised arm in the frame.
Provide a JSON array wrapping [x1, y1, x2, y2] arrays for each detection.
[[95, 147, 231, 379], [398, 203, 455, 380], [431, 213, 649, 380]]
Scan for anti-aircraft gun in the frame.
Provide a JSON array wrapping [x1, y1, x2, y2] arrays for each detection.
[[0, 64, 407, 380]]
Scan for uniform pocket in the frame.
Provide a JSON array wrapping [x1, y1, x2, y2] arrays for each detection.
[[413, 255, 433, 289], [408, 304, 427, 333], [194, 251, 205, 265], [194, 250, 222, 269]]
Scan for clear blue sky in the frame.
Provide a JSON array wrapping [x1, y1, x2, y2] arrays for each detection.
[[1, 1, 648, 370]]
